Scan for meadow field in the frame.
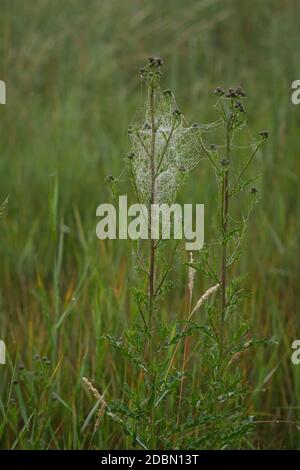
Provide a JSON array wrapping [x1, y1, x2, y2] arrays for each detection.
[[0, 0, 299, 449]]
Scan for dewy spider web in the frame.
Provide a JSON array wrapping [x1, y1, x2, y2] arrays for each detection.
[[129, 75, 199, 205]]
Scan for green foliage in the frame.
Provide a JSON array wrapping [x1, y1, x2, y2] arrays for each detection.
[[91, 61, 270, 450]]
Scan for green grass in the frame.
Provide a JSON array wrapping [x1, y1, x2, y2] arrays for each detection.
[[0, 0, 299, 449]]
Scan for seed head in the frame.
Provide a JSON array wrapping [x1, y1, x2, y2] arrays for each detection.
[[163, 88, 172, 97], [173, 108, 181, 118], [82, 377, 107, 432], [227, 88, 237, 98], [260, 130, 269, 139], [235, 101, 245, 113], [235, 85, 246, 97], [149, 56, 163, 67], [106, 175, 115, 182]]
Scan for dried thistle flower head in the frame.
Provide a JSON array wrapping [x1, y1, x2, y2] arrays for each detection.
[[260, 130, 269, 139]]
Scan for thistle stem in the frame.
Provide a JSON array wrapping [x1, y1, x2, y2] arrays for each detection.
[[149, 81, 156, 449], [220, 122, 231, 355]]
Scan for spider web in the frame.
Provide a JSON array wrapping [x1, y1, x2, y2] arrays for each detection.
[[129, 82, 199, 205]]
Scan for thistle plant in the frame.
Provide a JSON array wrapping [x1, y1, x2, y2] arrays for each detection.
[[125, 57, 200, 448], [173, 85, 270, 447], [83, 60, 269, 450], [196, 84, 269, 357]]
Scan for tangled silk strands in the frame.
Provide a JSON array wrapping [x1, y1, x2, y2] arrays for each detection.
[[128, 83, 200, 205]]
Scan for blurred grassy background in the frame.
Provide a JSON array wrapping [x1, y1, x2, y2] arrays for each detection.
[[0, 0, 299, 449]]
